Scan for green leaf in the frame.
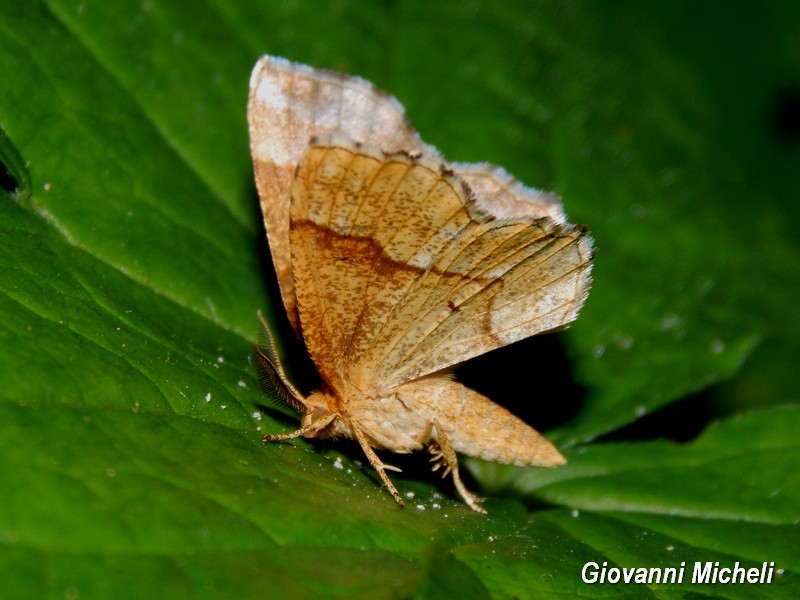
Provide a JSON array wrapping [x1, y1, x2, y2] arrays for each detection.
[[1, 0, 797, 598]]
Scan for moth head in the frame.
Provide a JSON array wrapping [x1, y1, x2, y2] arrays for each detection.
[[299, 390, 340, 439]]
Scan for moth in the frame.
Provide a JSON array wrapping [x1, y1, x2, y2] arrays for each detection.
[[248, 55, 593, 513]]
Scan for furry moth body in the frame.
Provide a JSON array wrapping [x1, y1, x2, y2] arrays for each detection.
[[249, 56, 593, 513]]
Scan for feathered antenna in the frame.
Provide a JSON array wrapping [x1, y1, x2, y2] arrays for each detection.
[[254, 311, 308, 414]]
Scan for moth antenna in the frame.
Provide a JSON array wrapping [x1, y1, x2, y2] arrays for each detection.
[[255, 311, 307, 414]]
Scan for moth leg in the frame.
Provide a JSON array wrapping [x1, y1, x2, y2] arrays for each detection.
[[427, 442, 451, 477], [349, 420, 405, 508], [433, 424, 487, 515], [422, 424, 452, 477], [262, 413, 336, 443]]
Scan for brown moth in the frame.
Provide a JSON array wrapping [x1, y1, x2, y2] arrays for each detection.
[[248, 56, 593, 513]]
